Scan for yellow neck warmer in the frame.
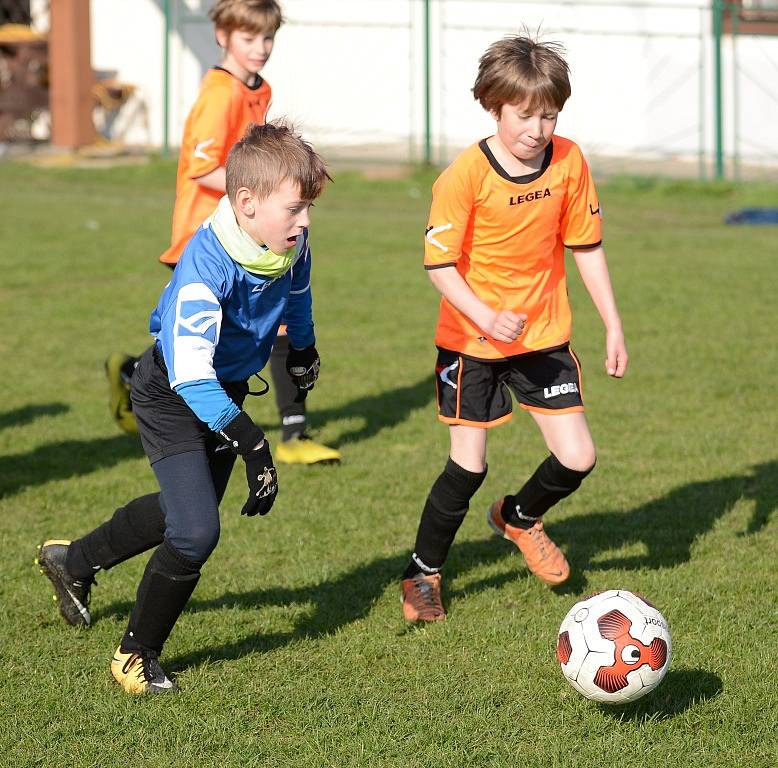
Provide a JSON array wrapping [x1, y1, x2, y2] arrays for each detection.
[[207, 195, 295, 277]]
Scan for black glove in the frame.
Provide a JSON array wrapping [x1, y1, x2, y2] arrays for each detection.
[[242, 440, 278, 516], [286, 345, 320, 393], [217, 411, 278, 516], [217, 410, 265, 454]]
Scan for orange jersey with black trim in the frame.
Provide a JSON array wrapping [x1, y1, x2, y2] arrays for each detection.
[[159, 68, 272, 265], [423, 135, 602, 360]]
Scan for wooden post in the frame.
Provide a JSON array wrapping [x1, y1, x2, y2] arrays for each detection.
[[49, 0, 95, 148]]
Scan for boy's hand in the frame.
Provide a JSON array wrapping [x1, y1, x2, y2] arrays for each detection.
[[287, 345, 320, 392], [242, 440, 278, 516], [484, 310, 527, 344], [605, 327, 628, 377]]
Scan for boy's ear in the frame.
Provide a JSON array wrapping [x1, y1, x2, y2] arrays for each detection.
[[215, 28, 230, 50], [234, 188, 256, 216]]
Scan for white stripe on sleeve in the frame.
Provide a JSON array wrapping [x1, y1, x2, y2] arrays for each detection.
[[170, 282, 222, 387]]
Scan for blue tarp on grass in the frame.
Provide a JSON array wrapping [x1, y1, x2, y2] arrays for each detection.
[[724, 208, 778, 226]]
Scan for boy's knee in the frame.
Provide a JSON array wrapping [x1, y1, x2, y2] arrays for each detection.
[[167, 522, 220, 565], [548, 452, 596, 486], [158, 537, 203, 575], [430, 458, 488, 514], [554, 447, 596, 474], [569, 452, 597, 474]]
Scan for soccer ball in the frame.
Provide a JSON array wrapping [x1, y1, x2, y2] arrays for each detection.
[[556, 590, 671, 704]]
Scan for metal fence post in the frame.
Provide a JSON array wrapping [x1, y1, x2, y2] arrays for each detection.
[[162, 0, 170, 156], [424, 0, 432, 165], [712, 0, 725, 179]]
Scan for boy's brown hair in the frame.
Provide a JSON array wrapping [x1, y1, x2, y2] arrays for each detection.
[[472, 35, 571, 114], [208, 0, 284, 35], [226, 121, 331, 203]]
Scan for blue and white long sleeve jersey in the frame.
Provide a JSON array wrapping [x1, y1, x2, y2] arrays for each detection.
[[149, 224, 314, 432]]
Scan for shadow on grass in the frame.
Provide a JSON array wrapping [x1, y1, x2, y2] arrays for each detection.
[[126, 537, 517, 670], [307, 375, 434, 447], [598, 668, 723, 720], [0, 435, 142, 498], [552, 460, 778, 593], [0, 402, 70, 430], [93, 463, 776, 671]]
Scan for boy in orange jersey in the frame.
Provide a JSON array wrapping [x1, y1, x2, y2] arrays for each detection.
[[401, 34, 628, 622], [106, 0, 339, 465]]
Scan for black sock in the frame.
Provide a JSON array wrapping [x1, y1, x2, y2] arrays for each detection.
[[270, 335, 306, 442], [403, 458, 487, 578], [120, 356, 140, 385], [502, 454, 594, 529], [121, 539, 202, 655], [66, 493, 166, 579]]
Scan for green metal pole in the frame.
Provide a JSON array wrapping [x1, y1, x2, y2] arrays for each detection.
[[698, 7, 706, 180], [731, 4, 740, 181], [712, 0, 724, 180], [423, 0, 432, 165], [162, 0, 170, 156]]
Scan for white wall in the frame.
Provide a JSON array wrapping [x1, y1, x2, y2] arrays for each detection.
[[89, 0, 165, 146], [81, 0, 778, 168]]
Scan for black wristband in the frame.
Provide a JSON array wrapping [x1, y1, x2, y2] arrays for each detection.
[[217, 411, 265, 455]]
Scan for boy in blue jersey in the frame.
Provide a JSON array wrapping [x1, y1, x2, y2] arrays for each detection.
[[36, 122, 329, 694]]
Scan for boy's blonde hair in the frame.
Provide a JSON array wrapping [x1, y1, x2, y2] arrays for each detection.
[[226, 121, 331, 203], [472, 35, 571, 114], [208, 0, 284, 34]]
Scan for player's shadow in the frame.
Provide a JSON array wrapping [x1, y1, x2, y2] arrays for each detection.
[[306, 375, 434, 447], [597, 668, 723, 720], [157, 537, 516, 671], [0, 402, 70, 430], [553, 460, 778, 592], [0, 435, 142, 498]]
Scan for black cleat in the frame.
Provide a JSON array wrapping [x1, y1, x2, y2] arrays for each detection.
[[36, 540, 94, 627]]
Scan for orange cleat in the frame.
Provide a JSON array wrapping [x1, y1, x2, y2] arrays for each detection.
[[401, 572, 446, 622], [487, 499, 570, 585]]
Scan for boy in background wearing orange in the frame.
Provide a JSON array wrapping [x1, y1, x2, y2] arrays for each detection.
[[106, 0, 339, 465], [401, 35, 628, 622]]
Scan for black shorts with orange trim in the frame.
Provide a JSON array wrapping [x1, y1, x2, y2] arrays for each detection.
[[434, 344, 584, 428]]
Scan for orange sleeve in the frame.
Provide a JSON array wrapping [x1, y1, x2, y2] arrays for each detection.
[[560, 146, 602, 249], [184, 79, 235, 180], [423, 158, 476, 270]]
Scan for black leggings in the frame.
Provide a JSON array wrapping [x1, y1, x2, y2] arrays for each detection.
[[70, 446, 236, 575], [152, 447, 236, 563]]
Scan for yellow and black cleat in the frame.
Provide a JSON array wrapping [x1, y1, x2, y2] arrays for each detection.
[[275, 434, 341, 465], [111, 648, 178, 695], [36, 540, 94, 626], [105, 352, 138, 434]]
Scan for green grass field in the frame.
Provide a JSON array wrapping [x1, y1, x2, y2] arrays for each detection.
[[0, 158, 776, 767]]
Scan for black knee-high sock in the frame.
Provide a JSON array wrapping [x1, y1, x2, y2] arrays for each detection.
[[121, 539, 202, 655], [66, 493, 166, 579], [121, 356, 140, 385], [270, 335, 306, 442], [403, 459, 487, 579], [501, 454, 594, 529]]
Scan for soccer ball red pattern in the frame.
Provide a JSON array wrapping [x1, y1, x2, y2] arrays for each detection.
[[557, 590, 671, 704]]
